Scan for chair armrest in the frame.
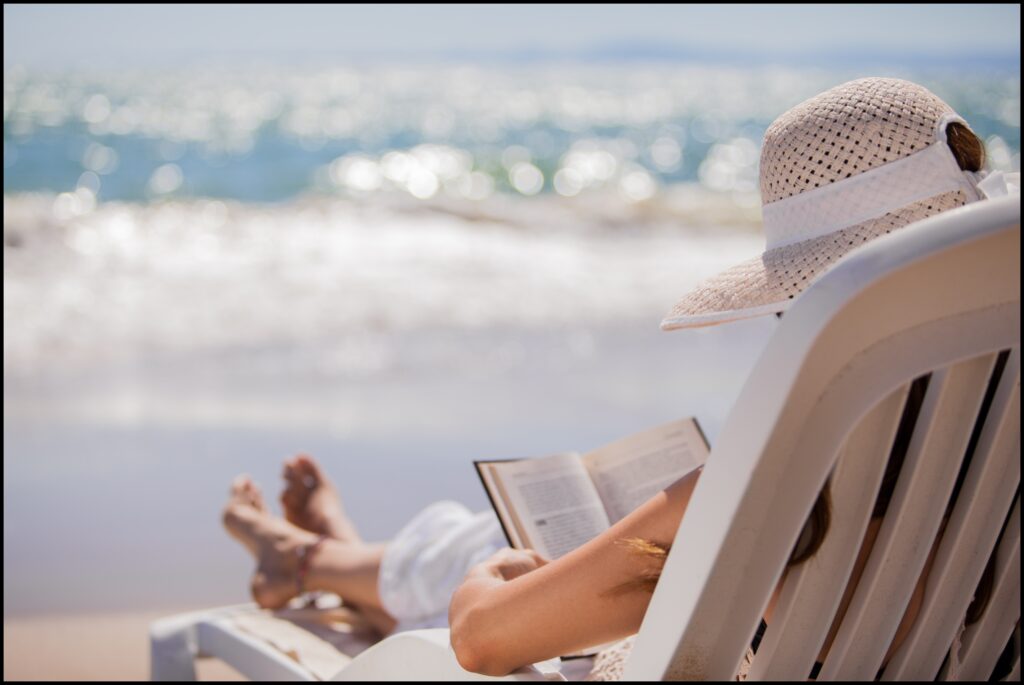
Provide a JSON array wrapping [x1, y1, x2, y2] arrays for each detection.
[[150, 604, 317, 681], [332, 629, 565, 681]]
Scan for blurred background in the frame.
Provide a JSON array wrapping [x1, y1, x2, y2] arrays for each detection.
[[3, 4, 1020, 678]]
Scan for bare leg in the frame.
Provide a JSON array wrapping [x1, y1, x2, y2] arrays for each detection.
[[306, 541, 398, 636], [222, 475, 398, 635], [277, 455, 399, 633]]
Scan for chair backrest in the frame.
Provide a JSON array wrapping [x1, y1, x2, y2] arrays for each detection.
[[624, 195, 1021, 681]]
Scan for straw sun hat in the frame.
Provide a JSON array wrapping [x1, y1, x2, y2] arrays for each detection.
[[661, 77, 1007, 331]]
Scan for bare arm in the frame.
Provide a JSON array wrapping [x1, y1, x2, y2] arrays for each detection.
[[448, 467, 703, 676]]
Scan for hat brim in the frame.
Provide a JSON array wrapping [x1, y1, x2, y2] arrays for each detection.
[[662, 297, 791, 330], [660, 190, 968, 331]]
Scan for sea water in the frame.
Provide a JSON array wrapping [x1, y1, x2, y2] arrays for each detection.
[[3, 62, 1019, 615], [4, 63, 1019, 203]]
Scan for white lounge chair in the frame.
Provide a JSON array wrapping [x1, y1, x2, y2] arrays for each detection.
[[151, 194, 1020, 681]]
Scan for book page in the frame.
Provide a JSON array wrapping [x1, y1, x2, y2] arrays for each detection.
[[485, 453, 612, 560], [582, 417, 709, 524]]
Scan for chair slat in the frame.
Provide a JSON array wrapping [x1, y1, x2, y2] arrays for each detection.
[[748, 386, 910, 680], [882, 350, 1020, 679], [953, 496, 1021, 681], [817, 354, 997, 680]]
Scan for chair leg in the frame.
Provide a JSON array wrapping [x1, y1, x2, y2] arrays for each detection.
[[150, 614, 199, 681]]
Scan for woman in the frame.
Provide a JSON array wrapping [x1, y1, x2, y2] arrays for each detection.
[[221, 77, 1009, 678]]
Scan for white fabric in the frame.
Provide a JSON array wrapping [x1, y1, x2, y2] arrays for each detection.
[[377, 501, 506, 633], [761, 140, 980, 250], [976, 170, 1020, 199]]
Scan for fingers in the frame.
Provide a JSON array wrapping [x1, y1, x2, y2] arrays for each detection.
[[483, 547, 550, 580], [492, 547, 544, 561], [490, 547, 521, 563], [495, 547, 547, 564]]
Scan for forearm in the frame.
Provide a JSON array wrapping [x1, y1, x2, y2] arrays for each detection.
[[449, 548, 558, 675], [449, 468, 702, 675], [450, 555, 628, 676], [448, 575, 508, 674]]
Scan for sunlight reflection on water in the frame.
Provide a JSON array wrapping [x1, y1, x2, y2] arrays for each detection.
[[4, 64, 1019, 204]]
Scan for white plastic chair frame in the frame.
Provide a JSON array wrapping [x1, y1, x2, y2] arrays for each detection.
[[626, 194, 1020, 680]]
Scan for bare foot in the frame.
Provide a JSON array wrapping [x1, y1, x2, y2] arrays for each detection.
[[280, 454, 361, 543], [223, 475, 320, 609]]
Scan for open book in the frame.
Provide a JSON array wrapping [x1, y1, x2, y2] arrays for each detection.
[[475, 417, 709, 561]]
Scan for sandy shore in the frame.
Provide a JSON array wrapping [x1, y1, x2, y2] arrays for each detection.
[[4, 610, 246, 681]]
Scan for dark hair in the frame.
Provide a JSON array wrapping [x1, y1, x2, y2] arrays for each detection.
[[609, 123, 989, 597], [946, 122, 986, 172]]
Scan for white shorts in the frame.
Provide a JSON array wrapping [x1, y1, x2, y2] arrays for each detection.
[[377, 501, 507, 633]]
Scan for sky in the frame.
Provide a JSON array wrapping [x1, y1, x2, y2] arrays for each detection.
[[4, 4, 1021, 68]]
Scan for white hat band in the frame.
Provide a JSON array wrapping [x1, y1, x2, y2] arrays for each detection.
[[761, 121, 982, 250]]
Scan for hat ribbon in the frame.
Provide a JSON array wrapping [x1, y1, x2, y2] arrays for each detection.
[[761, 135, 984, 251]]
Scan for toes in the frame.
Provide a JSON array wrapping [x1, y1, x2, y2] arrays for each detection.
[[280, 488, 302, 512], [293, 454, 323, 488], [231, 474, 255, 500], [281, 464, 308, 502], [250, 482, 267, 512], [228, 475, 268, 515], [283, 458, 297, 482], [280, 487, 309, 528], [239, 478, 262, 507], [283, 458, 310, 492]]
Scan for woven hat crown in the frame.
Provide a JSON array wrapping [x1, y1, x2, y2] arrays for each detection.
[[660, 76, 990, 331], [759, 78, 956, 204]]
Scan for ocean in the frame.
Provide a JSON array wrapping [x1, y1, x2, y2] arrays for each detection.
[[3, 62, 1019, 616], [4, 63, 1019, 203]]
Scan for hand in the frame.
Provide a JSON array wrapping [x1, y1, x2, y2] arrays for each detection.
[[473, 547, 549, 582]]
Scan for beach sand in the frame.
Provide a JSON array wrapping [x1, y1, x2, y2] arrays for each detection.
[[4, 610, 245, 680]]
